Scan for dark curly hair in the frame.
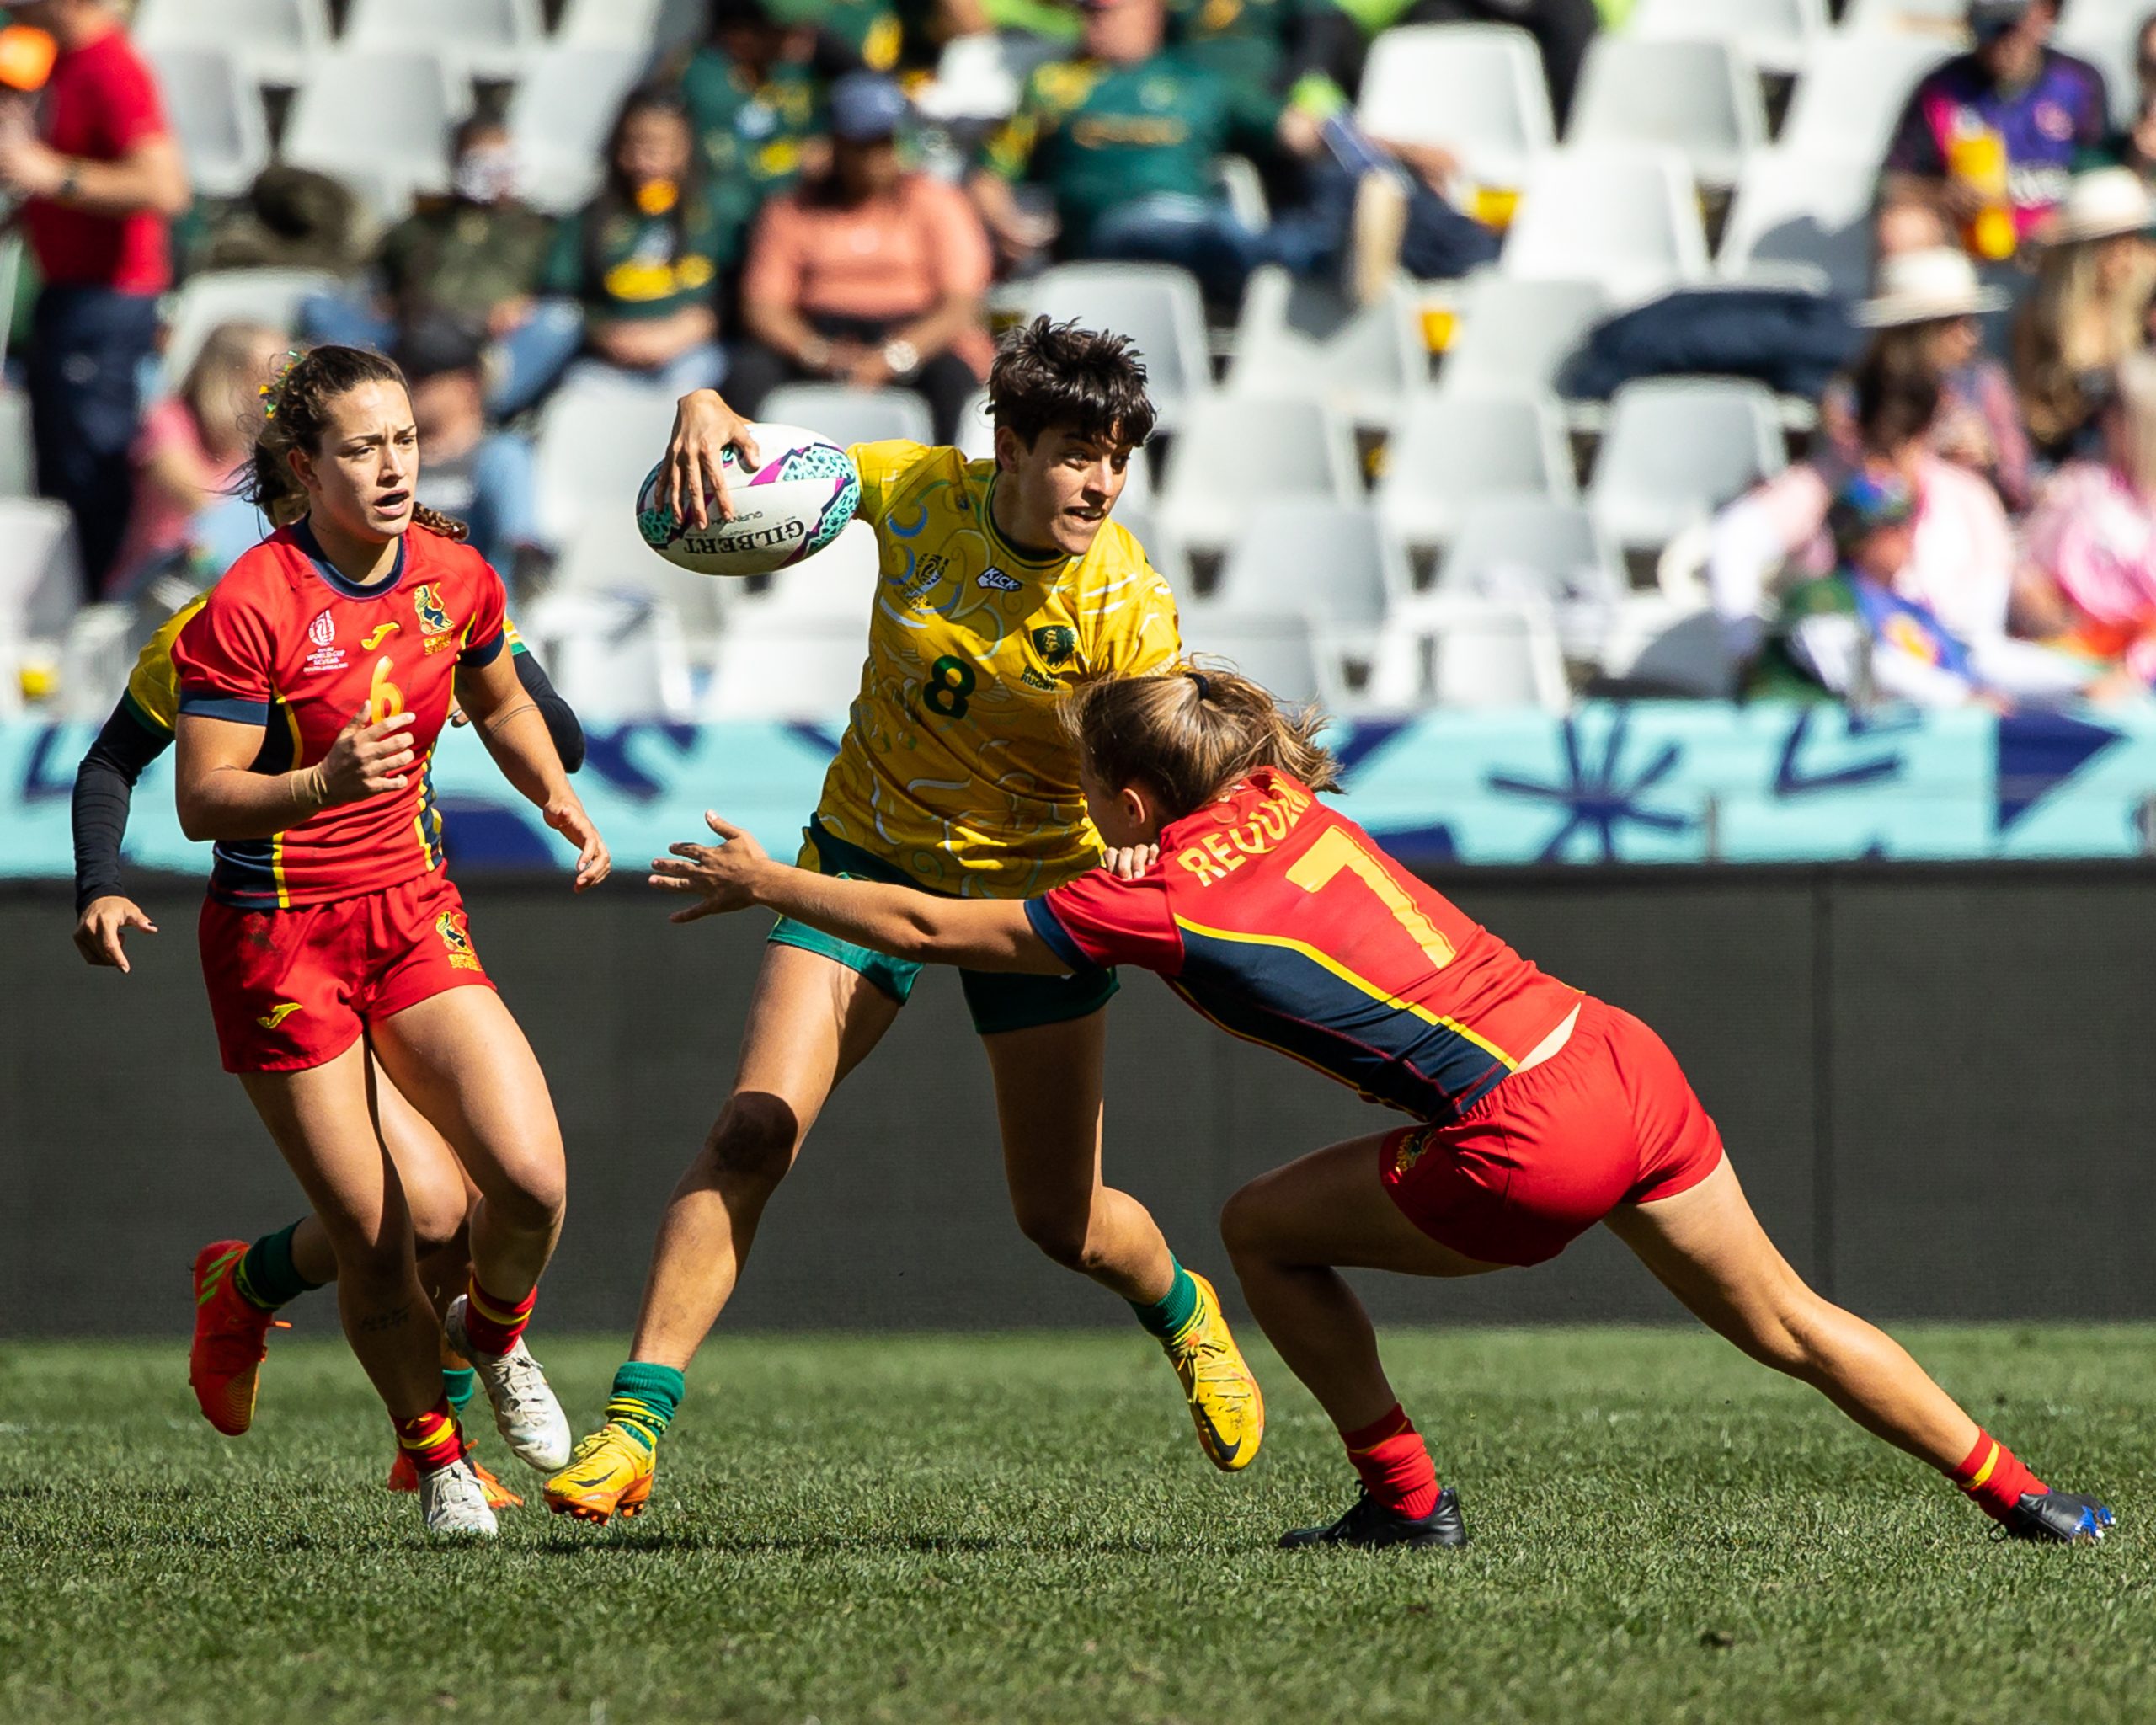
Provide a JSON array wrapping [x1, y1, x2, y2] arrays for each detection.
[[988, 316, 1158, 450]]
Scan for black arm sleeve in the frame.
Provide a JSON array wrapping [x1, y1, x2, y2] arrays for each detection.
[[72, 702, 173, 913], [515, 648, 585, 775]]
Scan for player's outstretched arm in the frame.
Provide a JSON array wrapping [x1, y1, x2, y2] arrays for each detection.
[[457, 648, 609, 892], [653, 813, 1070, 975]]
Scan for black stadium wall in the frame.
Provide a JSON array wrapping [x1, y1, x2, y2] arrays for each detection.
[[6, 862, 2154, 1336]]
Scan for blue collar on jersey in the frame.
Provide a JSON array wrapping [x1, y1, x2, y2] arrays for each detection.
[[291, 516, 408, 600]]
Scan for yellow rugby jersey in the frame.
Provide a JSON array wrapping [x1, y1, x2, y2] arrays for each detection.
[[814, 440, 1183, 898]]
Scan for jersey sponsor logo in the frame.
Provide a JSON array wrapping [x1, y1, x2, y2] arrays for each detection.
[[1020, 666, 1059, 691], [1175, 779, 1314, 884], [255, 1001, 304, 1030], [977, 566, 1021, 592], [308, 611, 335, 647], [413, 585, 455, 637], [361, 621, 401, 649], [436, 911, 483, 972], [1031, 625, 1076, 665]]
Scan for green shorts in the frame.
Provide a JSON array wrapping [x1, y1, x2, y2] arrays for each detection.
[[766, 818, 1119, 1036]]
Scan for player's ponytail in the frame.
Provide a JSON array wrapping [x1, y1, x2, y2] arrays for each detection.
[[243, 344, 470, 542], [1068, 663, 1342, 823]]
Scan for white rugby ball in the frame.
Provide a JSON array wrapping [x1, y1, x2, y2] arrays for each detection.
[[635, 421, 862, 577]]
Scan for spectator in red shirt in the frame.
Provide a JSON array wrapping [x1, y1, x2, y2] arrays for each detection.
[[0, 0, 188, 592]]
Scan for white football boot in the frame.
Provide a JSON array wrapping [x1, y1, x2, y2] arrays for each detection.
[[444, 1295, 574, 1472], [419, 1457, 500, 1538]]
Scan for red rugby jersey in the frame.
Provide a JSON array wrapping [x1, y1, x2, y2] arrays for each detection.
[[1027, 770, 1581, 1121], [170, 521, 507, 909]]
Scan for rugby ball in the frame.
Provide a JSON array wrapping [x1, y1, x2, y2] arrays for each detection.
[[635, 422, 862, 577]]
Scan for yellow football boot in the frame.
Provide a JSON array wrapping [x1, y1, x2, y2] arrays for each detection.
[[1164, 1273, 1265, 1471], [544, 1423, 656, 1524]]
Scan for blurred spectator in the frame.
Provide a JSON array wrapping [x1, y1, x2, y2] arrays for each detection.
[[0, 0, 189, 593], [1289, 0, 1598, 130], [1826, 248, 2032, 513], [2105, 11, 2156, 184], [1166, 0, 1304, 110], [398, 317, 547, 579], [820, 0, 906, 72], [105, 320, 281, 598], [674, 0, 829, 267], [542, 88, 728, 395], [729, 74, 991, 444], [192, 164, 369, 277], [2010, 167, 2156, 458], [302, 117, 573, 420], [1710, 351, 2016, 665], [2016, 351, 2156, 681], [1881, 1, 2107, 258]]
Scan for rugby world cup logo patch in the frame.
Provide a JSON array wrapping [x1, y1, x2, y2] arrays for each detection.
[[307, 610, 334, 647]]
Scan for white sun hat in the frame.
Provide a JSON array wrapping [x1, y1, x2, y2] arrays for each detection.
[[1854, 246, 2011, 328], [2044, 166, 2156, 246]]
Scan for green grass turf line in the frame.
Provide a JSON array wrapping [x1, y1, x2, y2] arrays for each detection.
[[1, 1327, 2149, 1725]]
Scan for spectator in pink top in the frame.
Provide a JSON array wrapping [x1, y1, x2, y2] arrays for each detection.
[[106, 321, 284, 597], [727, 73, 994, 444]]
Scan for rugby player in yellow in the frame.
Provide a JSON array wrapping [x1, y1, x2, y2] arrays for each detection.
[[71, 595, 584, 1511], [545, 318, 1262, 1523]]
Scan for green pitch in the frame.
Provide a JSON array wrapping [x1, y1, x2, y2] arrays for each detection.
[[3, 1327, 2149, 1725]]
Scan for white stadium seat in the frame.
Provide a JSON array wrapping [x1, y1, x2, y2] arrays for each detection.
[[1502, 147, 1710, 302], [1366, 595, 1571, 713], [916, 30, 1064, 123], [1199, 500, 1406, 628], [0, 499, 84, 654], [525, 590, 696, 722], [343, 0, 543, 82], [740, 520, 883, 621], [2056, 0, 2143, 126], [283, 51, 470, 217], [508, 45, 647, 216], [534, 377, 684, 547], [556, 0, 667, 45], [1841, 0, 1971, 34], [1565, 37, 1766, 189], [0, 388, 35, 498], [1437, 499, 1625, 661], [1588, 377, 1787, 552], [1631, 0, 1825, 75], [954, 390, 995, 462], [146, 45, 270, 200], [758, 384, 935, 450], [1355, 24, 1556, 188], [136, 0, 331, 88], [158, 268, 344, 393], [1377, 389, 1576, 558], [1022, 263, 1212, 431], [55, 604, 137, 723], [1178, 612, 1326, 708], [1156, 394, 1361, 553], [1598, 598, 1736, 697], [1718, 151, 1878, 302], [703, 617, 869, 719], [551, 508, 730, 641], [1781, 30, 1953, 164], [1225, 267, 1425, 425], [1438, 275, 1608, 397]]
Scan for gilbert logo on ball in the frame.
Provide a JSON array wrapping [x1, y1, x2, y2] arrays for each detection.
[[637, 422, 862, 579]]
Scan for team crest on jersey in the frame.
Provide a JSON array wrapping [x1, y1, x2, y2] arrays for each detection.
[[435, 911, 482, 972], [1031, 625, 1077, 665], [413, 585, 454, 636], [978, 566, 1021, 592], [307, 610, 335, 647], [1392, 1128, 1434, 1178]]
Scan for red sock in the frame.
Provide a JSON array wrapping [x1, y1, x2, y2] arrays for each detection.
[[1341, 1403, 1441, 1520], [392, 1400, 466, 1477], [461, 1277, 536, 1356], [1952, 1429, 2047, 1523]]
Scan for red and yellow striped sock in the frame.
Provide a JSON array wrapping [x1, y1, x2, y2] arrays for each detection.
[[461, 1278, 536, 1357], [393, 1400, 466, 1477], [1952, 1429, 2046, 1523], [1341, 1402, 1441, 1520]]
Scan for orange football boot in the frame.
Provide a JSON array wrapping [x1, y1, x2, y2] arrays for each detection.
[[187, 1239, 286, 1436]]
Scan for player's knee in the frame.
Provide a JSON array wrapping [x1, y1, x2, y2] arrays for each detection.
[[488, 1170, 566, 1237], [1218, 1177, 1282, 1265], [702, 1096, 799, 1191], [1012, 1201, 1099, 1273], [404, 1178, 470, 1257]]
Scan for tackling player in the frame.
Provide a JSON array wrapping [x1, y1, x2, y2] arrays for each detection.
[[72, 589, 588, 1512], [545, 319, 1262, 1523], [168, 344, 609, 1537], [649, 666, 2115, 1551]]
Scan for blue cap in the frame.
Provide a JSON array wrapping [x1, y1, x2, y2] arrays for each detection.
[[1968, 0, 2034, 45], [830, 72, 909, 142], [1828, 469, 1916, 554]]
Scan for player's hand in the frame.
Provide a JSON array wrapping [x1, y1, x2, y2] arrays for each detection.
[[650, 811, 770, 922], [664, 389, 763, 531], [545, 795, 610, 891], [316, 709, 416, 805], [1100, 843, 1158, 881], [73, 895, 157, 973]]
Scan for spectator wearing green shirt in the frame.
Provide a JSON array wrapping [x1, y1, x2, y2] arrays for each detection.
[[542, 88, 728, 394], [1166, 0, 1310, 109], [300, 116, 579, 418], [675, 0, 830, 266]]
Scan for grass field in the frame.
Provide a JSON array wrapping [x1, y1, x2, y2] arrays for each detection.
[[1, 1327, 2150, 1725]]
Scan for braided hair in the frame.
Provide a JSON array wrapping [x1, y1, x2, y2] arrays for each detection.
[[245, 344, 468, 542]]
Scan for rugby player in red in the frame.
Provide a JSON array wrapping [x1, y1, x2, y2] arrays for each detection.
[[648, 666, 2114, 1551], [169, 345, 608, 1537]]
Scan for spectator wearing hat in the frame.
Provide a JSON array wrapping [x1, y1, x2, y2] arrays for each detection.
[[1824, 248, 2031, 513], [675, 0, 830, 268], [1881, 1, 2107, 253], [2102, 10, 2156, 186], [729, 73, 993, 444], [399, 318, 547, 579], [2011, 166, 2156, 458], [542, 87, 729, 395], [0, 0, 189, 594]]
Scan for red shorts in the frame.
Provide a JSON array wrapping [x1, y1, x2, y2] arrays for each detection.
[[198, 873, 494, 1074], [1380, 997, 1724, 1267]]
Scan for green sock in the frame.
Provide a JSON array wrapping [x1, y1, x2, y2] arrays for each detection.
[[232, 1220, 321, 1312], [442, 1367, 478, 1415], [606, 1361, 686, 1454], [1129, 1258, 1201, 1343]]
